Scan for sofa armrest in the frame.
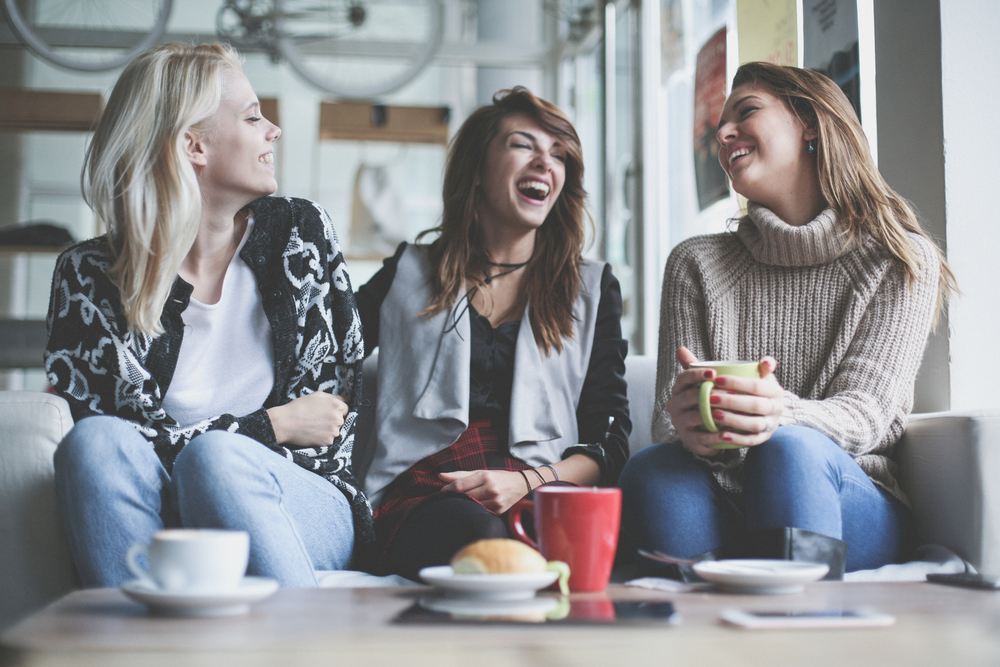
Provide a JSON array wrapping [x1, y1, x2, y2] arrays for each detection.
[[896, 411, 1000, 573], [0, 391, 80, 631]]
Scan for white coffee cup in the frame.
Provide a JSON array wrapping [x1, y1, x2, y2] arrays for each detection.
[[126, 529, 250, 593]]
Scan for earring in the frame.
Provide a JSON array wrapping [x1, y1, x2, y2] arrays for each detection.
[[807, 139, 816, 155]]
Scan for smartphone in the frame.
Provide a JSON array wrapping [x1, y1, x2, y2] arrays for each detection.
[[719, 607, 895, 629], [926, 572, 1000, 590]]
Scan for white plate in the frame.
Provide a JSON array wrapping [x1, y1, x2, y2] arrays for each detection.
[[120, 576, 279, 616], [418, 594, 559, 620], [418, 566, 559, 600], [692, 559, 829, 594]]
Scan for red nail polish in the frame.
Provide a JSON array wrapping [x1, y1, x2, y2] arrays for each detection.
[[721, 432, 733, 441], [712, 410, 725, 421], [704, 370, 714, 379], [715, 377, 727, 386], [710, 395, 721, 405]]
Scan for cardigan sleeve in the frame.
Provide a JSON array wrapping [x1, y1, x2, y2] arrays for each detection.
[[779, 236, 940, 456], [564, 263, 631, 486]]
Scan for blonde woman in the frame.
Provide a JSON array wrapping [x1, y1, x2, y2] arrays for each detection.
[[46, 43, 368, 587], [620, 62, 957, 577]]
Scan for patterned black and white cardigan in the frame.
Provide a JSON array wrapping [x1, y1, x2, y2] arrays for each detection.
[[45, 196, 373, 545]]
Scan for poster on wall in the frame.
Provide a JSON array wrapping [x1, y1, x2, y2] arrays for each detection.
[[736, 0, 797, 65], [661, 0, 685, 81], [803, 0, 861, 119], [693, 27, 730, 211]]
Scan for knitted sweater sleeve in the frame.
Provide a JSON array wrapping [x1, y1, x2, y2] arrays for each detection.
[[652, 239, 712, 444], [780, 236, 940, 455]]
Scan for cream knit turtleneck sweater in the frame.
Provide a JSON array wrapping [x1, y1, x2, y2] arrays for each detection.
[[652, 204, 941, 506]]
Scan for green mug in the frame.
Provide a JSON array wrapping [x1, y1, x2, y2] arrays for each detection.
[[689, 360, 761, 446]]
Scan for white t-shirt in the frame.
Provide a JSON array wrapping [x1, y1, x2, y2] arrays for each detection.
[[162, 216, 275, 428]]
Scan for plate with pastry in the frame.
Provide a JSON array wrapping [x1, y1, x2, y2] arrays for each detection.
[[419, 539, 569, 600]]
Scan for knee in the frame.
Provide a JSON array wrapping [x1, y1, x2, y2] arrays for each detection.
[[173, 432, 253, 485], [55, 416, 150, 481], [620, 441, 692, 495], [746, 426, 838, 474], [463, 511, 508, 543]]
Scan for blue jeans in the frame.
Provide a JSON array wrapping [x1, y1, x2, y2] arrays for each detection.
[[54, 416, 355, 588], [618, 426, 913, 572]]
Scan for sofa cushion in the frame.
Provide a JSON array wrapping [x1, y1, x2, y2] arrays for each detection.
[[0, 391, 80, 631]]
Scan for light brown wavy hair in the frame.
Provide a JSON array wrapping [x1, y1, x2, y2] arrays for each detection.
[[417, 87, 589, 354], [82, 42, 243, 336], [730, 62, 957, 320]]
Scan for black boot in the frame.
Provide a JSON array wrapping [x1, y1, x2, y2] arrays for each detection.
[[747, 527, 848, 581]]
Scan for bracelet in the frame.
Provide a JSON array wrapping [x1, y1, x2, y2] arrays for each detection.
[[539, 463, 560, 481], [529, 468, 547, 485], [518, 469, 533, 493]]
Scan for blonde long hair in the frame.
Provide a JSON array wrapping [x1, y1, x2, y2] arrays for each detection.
[[731, 62, 957, 318], [417, 87, 589, 354], [82, 42, 243, 336]]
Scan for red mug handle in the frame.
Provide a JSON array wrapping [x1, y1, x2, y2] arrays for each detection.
[[507, 498, 539, 550]]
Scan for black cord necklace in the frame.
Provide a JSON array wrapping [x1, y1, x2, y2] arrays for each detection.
[[483, 258, 530, 284], [444, 257, 532, 335]]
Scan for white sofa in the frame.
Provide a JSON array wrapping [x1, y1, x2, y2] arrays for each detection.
[[2, 355, 999, 630]]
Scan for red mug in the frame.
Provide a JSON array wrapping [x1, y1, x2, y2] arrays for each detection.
[[508, 486, 621, 592]]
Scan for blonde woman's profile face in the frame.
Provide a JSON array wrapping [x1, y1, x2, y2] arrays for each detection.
[[193, 70, 281, 208]]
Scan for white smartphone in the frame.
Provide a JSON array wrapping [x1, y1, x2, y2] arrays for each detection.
[[720, 607, 896, 630]]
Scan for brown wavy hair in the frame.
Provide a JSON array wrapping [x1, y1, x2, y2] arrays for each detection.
[[730, 62, 957, 320], [417, 87, 589, 354]]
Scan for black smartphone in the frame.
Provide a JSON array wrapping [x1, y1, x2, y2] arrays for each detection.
[[395, 597, 679, 625], [926, 572, 1000, 590]]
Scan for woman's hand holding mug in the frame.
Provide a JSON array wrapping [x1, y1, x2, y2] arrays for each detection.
[[666, 346, 784, 455]]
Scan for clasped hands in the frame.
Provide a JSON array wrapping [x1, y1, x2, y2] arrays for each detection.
[[666, 346, 784, 457]]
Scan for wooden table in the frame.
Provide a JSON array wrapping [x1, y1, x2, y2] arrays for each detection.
[[3, 582, 1000, 667]]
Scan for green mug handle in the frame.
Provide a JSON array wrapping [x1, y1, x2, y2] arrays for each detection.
[[699, 380, 719, 433]]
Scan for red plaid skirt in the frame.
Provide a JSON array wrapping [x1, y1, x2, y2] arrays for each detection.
[[371, 419, 532, 561]]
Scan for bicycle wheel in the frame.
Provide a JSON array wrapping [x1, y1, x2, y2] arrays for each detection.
[[274, 0, 444, 99], [3, 0, 172, 72]]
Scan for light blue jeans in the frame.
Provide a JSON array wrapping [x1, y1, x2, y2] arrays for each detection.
[[619, 426, 913, 572], [54, 415, 355, 588]]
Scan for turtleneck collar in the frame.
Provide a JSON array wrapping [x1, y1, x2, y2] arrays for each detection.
[[736, 203, 854, 267]]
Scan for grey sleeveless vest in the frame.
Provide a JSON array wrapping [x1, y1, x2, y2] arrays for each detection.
[[364, 244, 605, 504]]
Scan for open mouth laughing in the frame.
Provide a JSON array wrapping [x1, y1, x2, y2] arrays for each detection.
[[517, 179, 550, 201]]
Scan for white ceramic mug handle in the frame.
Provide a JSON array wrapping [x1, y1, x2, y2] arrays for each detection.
[[125, 543, 154, 585]]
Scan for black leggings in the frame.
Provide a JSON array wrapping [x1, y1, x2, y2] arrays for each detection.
[[383, 495, 511, 582]]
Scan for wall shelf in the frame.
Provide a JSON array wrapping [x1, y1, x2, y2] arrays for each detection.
[[0, 89, 104, 132], [319, 102, 449, 145]]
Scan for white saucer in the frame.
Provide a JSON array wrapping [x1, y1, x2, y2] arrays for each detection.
[[418, 594, 559, 620], [418, 566, 559, 600], [692, 559, 829, 594], [120, 576, 279, 616]]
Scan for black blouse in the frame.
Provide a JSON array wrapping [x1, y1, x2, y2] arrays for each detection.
[[355, 243, 631, 485]]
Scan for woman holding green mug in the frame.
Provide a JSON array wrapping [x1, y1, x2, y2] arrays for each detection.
[[619, 62, 957, 575]]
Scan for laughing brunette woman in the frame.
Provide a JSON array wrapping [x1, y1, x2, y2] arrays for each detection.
[[355, 87, 631, 581]]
